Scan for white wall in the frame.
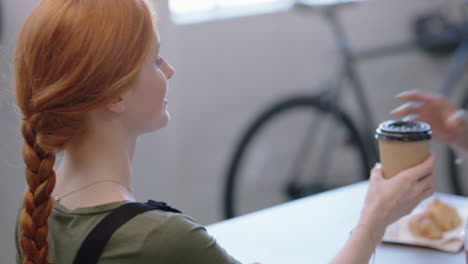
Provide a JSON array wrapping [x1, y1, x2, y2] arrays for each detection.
[[0, 0, 454, 262]]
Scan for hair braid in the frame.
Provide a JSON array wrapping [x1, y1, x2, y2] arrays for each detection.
[[19, 119, 56, 264]]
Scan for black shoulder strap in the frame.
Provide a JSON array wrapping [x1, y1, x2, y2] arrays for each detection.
[[73, 200, 181, 264]]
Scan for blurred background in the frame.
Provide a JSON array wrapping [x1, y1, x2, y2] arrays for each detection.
[[1, 0, 468, 262]]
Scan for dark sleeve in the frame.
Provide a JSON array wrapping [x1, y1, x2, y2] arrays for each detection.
[[142, 214, 242, 264]]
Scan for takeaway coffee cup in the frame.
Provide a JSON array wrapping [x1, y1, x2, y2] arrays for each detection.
[[375, 120, 432, 179]]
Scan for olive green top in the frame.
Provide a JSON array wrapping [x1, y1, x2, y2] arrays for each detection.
[[15, 200, 241, 264]]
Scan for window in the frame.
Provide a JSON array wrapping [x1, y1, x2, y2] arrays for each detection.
[[169, 0, 293, 24]]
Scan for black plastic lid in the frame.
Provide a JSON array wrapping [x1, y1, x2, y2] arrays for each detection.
[[375, 120, 432, 142]]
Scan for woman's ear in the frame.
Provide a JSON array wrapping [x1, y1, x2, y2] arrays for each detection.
[[106, 95, 126, 113]]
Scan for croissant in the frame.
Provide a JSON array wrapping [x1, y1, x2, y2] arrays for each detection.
[[426, 198, 461, 231], [409, 212, 443, 239]]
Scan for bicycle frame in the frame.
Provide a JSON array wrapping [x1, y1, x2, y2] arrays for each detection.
[[439, 39, 468, 96], [316, 8, 419, 165]]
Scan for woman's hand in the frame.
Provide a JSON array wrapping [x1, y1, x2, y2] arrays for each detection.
[[391, 91, 466, 145], [330, 154, 436, 264], [359, 153, 436, 234]]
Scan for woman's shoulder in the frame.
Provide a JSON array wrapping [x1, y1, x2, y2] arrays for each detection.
[[125, 206, 206, 242], [108, 201, 206, 247], [116, 201, 198, 231], [120, 207, 240, 263], [127, 205, 198, 231]]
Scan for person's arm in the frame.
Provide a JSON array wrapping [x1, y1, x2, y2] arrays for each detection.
[[330, 215, 385, 264], [391, 91, 468, 156], [331, 154, 435, 264]]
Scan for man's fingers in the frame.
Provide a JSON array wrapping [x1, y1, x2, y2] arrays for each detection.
[[390, 102, 423, 118], [447, 110, 466, 130], [396, 90, 433, 102]]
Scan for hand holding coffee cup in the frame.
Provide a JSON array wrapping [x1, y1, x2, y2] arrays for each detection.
[[375, 120, 432, 179]]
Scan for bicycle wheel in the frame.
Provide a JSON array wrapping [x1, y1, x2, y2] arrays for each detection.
[[224, 95, 371, 219], [447, 89, 468, 196]]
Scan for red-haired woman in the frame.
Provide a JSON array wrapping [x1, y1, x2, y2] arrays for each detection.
[[14, 1, 435, 263]]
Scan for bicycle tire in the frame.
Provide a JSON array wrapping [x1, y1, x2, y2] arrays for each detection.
[[223, 95, 371, 219], [447, 89, 468, 196]]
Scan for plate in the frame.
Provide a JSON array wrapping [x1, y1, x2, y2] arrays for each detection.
[[382, 199, 467, 253]]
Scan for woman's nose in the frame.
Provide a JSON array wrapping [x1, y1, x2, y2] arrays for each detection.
[[163, 62, 175, 80]]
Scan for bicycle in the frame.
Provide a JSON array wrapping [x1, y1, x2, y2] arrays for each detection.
[[223, 0, 468, 219]]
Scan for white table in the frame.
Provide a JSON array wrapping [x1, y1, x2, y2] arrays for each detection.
[[207, 182, 468, 264]]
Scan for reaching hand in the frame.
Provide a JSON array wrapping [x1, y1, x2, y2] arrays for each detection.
[[391, 90, 466, 145]]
